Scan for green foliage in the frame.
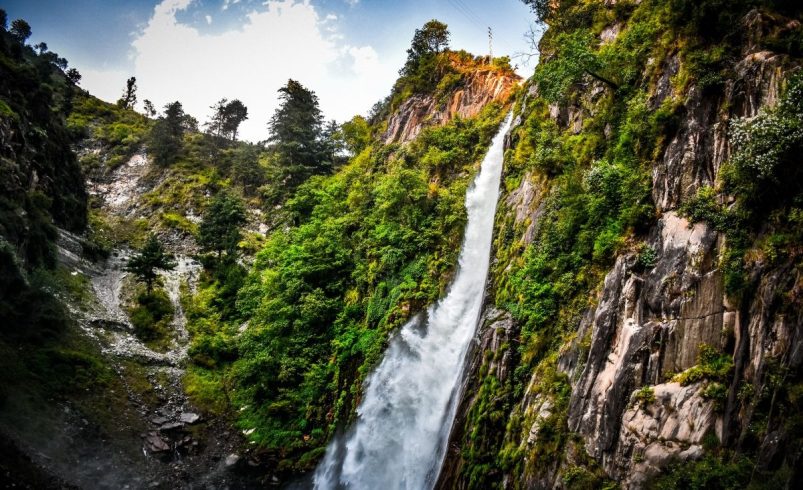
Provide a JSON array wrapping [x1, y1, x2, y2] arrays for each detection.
[[725, 73, 803, 212], [535, 30, 616, 103], [128, 289, 173, 350], [637, 244, 658, 269], [184, 367, 230, 415], [648, 454, 754, 490], [149, 101, 190, 166], [268, 79, 328, 188], [400, 19, 450, 80], [680, 186, 728, 229], [116, 76, 137, 110], [340, 115, 372, 155], [124, 234, 176, 293], [205, 98, 248, 141], [29, 346, 113, 393], [68, 93, 150, 171], [198, 190, 247, 259], [674, 344, 733, 386], [196, 104, 509, 469], [633, 386, 656, 408]]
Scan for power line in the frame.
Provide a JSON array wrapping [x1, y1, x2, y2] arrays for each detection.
[[444, 0, 518, 57]]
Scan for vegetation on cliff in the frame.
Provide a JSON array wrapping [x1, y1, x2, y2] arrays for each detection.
[[445, 0, 803, 488]]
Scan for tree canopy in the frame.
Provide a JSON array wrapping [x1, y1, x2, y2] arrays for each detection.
[[149, 101, 190, 165], [206, 98, 249, 141], [267, 79, 327, 187], [117, 77, 137, 110], [9, 19, 31, 44], [199, 190, 247, 259], [400, 20, 450, 78], [125, 235, 176, 294]]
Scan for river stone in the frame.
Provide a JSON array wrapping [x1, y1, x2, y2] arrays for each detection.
[[145, 433, 170, 452], [159, 422, 184, 431], [179, 412, 200, 424], [225, 453, 240, 467]]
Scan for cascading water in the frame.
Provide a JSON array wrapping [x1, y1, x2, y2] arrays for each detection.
[[314, 113, 513, 489]]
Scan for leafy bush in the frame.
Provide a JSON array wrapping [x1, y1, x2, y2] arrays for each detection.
[[128, 289, 173, 349], [637, 244, 658, 269], [725, 73, 803, 211], [649, 454, 754, 489], [633, 385, 656, 408], [674, 344, 733, 386], [680, 186, 728, 229]]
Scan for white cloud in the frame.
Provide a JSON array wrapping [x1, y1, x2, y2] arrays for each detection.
[[222, 0, 241, 11], [79, 67, 130, 103], [205, 15, 212, 24], [78, 0, 398, 142]]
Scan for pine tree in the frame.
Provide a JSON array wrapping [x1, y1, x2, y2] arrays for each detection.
[[149, 101, 188, 165], [125, 235, 176, 294], [117, 77, 137, 110], [268, 79, 325, 187], [199, 191, 246, 260]]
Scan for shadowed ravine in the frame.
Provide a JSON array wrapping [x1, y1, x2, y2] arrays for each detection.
[[313, 114, 513, 490]]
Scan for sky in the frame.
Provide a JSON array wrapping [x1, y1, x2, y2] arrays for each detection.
[[3, 0, 539, 142]]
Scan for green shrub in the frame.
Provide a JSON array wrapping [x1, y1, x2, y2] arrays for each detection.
[[680, 186, 727, 229], [649, 454, 753, 490], [674, 344, 733, 386], [128, 289, 173, 349], [633, 385, 656, 408], [637, 244, 658, 269]]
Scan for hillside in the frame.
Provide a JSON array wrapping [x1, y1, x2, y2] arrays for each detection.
[[0, 13, 520, 487]]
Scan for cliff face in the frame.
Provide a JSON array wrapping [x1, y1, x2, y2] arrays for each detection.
[[442, 4, 803, 488], [383, 59, 520, 144]]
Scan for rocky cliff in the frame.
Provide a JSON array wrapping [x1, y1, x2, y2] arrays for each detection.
[[383, 54, 520, 144], [441, 3, 802, 488]]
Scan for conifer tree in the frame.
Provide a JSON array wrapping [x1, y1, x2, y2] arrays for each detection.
[[268, 79, 325, 186], [149, 101, 188, 165], [117, 76, 137, 110], [125, 235, 176, 294], [199, 191, 247, 260]]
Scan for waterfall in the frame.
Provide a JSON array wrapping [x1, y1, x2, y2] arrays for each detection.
[[314, 113, 513, 490]]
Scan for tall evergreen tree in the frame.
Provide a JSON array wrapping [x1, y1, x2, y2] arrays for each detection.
[[117, 76, 137, 110], [149, 101, 188, 165], [199, 191, 247, 259], [125, 235, 176, 294], [268, 79, 325, 187]]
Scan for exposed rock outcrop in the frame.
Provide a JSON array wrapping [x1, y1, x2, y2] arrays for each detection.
[[441, 5, 803, 488], [383, 60, 520, 144]]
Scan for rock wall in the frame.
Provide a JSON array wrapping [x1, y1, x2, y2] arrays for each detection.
[[383, 65, 520, 144], [440, 6, 803, 488]]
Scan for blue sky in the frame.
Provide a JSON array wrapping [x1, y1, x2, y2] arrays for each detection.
[[3, 0, 539, 141]]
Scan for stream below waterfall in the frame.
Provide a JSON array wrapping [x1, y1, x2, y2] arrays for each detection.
[[314, 114, 513, 489]]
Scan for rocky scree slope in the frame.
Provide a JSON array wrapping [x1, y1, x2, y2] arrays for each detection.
[[440, 2, 803, 488]]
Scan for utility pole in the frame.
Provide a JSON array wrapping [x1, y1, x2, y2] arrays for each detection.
[[488, 27, 493, 60]]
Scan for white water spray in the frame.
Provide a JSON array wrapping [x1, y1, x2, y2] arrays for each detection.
[[314, 114, 513, 489]]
